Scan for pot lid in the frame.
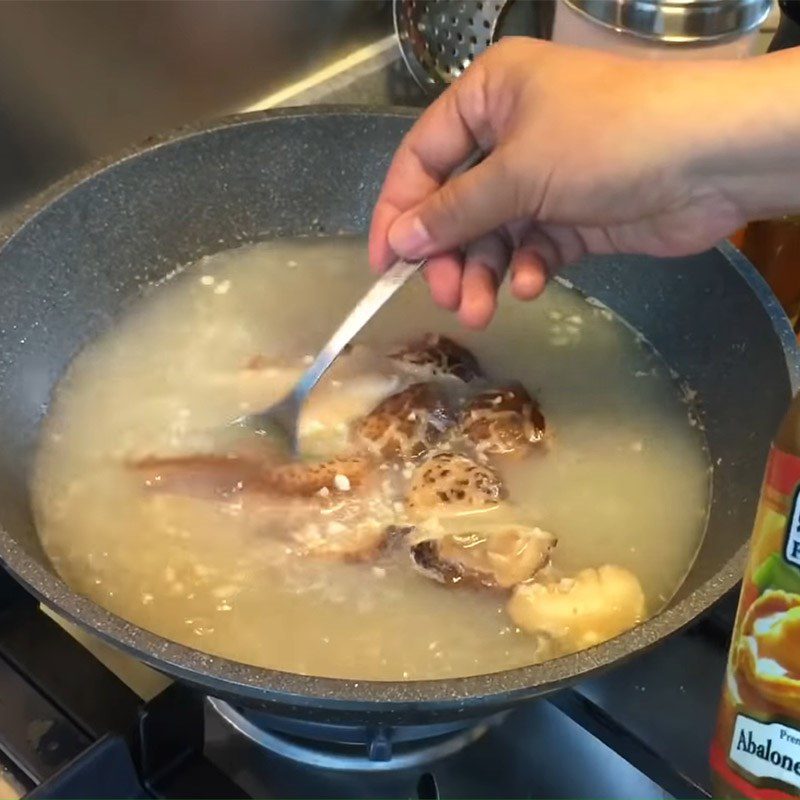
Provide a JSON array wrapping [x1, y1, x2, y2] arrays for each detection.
[[561, 0, 772, 43]]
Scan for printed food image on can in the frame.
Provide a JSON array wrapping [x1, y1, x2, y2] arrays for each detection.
[[712, 448, 800, 798]]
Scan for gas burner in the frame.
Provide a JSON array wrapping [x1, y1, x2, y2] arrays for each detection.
[[203, 692, 691, 799], [204, 698, 534, 799], [206, 698, 507, 771]]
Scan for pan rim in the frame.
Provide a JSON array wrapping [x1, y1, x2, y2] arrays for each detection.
[[0, 106, 795, 713]]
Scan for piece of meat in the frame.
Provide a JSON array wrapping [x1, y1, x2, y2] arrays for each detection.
[[243, 344, 353, 372], [288, 483, 411, 563], [406, 452, 504, 519], [410, 524, 556, 589], [460, 384, 545, 456], [384, 524, 415, 549], [291, 518, 389, 563], [389, 334, 482, 382], [507, 565, 646, 649], [129, 453, 372, 499], [243, 354, 272, 370], [233, 346, 411, 458], [131, 454, 266, 499], [132, 452, 392, 562], [353, 383, 455, 459]]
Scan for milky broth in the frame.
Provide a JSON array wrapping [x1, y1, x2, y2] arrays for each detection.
[[32, 237, 710, 680]]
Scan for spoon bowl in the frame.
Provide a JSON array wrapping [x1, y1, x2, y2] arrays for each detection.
[[240, 257, 424, 456]]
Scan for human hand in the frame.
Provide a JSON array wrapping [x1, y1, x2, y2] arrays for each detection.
[[369, 38, 753, 329]]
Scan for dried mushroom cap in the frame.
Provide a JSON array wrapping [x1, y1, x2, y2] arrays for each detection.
[[261, 456, 371, 497], [411, 525, 556, 589], [389, 334, 482, 382], [461, 383, 545, 456], [406, 452, 504, 519], [353, 383, 455, 459]]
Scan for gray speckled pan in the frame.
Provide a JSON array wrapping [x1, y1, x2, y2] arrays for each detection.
[[0, 107, 797, 725]]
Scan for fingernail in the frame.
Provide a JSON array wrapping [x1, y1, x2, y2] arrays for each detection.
[[388, 216, 432, 257], [512, 270, 542, 300]]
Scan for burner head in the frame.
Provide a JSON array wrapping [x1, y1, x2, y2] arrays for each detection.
[[206, 698, 507, 772]]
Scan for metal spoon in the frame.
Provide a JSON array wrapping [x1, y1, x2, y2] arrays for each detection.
[[242, 151, 482, 455], [240, 256, 424, 454]]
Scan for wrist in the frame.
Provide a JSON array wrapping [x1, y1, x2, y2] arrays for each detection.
[[683, 50, 800, 222]]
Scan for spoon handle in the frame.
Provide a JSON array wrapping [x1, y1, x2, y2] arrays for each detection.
[[293, 258, 424, 400], [292, 150, 483, 405]]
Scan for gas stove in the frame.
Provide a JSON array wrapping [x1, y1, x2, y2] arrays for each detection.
[[0, 563, 736, 799]]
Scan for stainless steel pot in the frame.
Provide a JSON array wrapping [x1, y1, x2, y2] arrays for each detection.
[[0, 107, 796, 725], [560, 0, 771, 43]]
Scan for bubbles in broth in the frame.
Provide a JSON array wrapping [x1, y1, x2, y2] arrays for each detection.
[[32, 237, 711, 680]]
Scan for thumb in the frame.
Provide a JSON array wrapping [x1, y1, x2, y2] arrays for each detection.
[[386, 152, 523, 259]]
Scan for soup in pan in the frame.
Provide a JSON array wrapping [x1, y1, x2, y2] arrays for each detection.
[[32, 236, 711, 680]]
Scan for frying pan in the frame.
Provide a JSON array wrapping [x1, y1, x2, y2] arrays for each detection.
[[0, 107, 797, 725]]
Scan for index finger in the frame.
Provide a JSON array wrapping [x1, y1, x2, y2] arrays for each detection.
[[368, 76, 488, 271]]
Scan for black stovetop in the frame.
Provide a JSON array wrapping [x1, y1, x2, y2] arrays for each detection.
[[0, 564, 736, 799]]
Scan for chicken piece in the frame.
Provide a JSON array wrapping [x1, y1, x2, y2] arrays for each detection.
[[411, 524, 556, 589], [384, 524, 416, 548], [130, 453, 372, 499], [406, 452, 504, 519], [131, 454, 267, 499], [460, 384, 545, 456], [243, 354, 274, 370], [507, 565, 646, 649], [353, 383, 455, 459], [291, 518, 389, 563], [389, 334, 482, 382], [286, 470, 409, 563], [132, 452, 393, 562], [244, 345, 355, 372], [237, 345, 411, 458]]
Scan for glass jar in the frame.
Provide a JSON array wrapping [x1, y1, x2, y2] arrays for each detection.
[[740, 217, 800, 333]]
